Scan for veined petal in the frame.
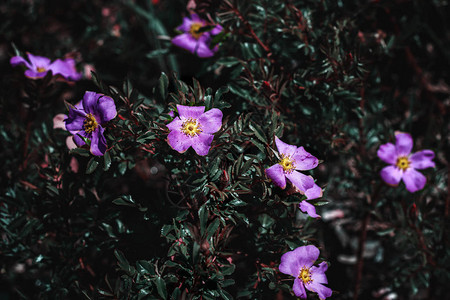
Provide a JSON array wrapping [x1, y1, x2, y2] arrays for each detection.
[[172, 34, 200, 54], [97, 95, 117, 123], [377, 142, 397, 164], [167, 130, 193, 153], [90, 126, 107, 156], [305, 281, 332, 299], [166, 117, 183, 131], [285, 171, 315, 193], [410, 150, 435, 169], [292, 146, 318, 170], [402, 168, 427, 193], [395, 132, 413, 156], [310, 262, 329, 284], [293, 278, 307, 299], [380, 166, 403, 186], [299, 201, 320, 218], [190, 133, 214, 156], [265, 164, 286, 189], [82, 91, 101, 115], [65, 108, 86, 133], [10, 56, 32, 69], [275, 137, 297, 157], [305, 183, 323, 200], [198, 108, 222, 134], [177, 105, 205, 119]]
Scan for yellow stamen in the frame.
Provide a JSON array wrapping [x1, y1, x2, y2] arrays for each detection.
[[189, 22, 204, 39], [396, 156, 410, 171], [279, 154, 296, 173], [298, 267, 312, 284], [37, 67, 46, 73], [83, 113, 98, 134], [181, 118, 202, 137]]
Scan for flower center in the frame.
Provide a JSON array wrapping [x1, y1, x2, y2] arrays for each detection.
[[298, 267, 312, 284], [181, 118, 202, 137], [396, 156, 410, 171], [189, 22, 204, 39], [279, 155, 296, 173], [83, 113, 98, 134], [37, 66, 46, 73]]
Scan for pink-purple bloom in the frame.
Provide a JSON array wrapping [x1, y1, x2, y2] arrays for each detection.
[[172, 14, 223, 58], [279, 245, 332, 299], [265, 137, 323, 218], [10, 53, 82, 80], [377, 132, 435, 193], [65, 91, 117, 156], [166, 105, 223, 156]]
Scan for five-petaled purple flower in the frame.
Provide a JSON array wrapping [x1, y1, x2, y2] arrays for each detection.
[[172, 14, 223, 58], [377, 132, 435, 193], [279, 245, 332, 299], [265, 137, 323, 218], [10, 53, 82, 80], [65, 91, 117, 156], [166, 105, 223, 156]]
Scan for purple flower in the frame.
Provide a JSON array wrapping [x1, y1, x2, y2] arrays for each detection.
[[377, 132, 435, 193], [172, 14, 223, 58], [10, 53, 82, 80], [166, 105, 223, 156], [265, 137, 323, 217], [65, 91, 117, 156], [279, 245, 332, 299]]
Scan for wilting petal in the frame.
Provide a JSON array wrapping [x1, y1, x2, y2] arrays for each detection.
[[27, 53, 51, 69], [293, 146, 318, 170], [49, 59, 81, 80], [380, 166, 403, 186], [265, 164, 286, 189], [198, 108, 223, 134], [305, 281, 332, 299], [292, 278, 307, 299], [410, 150, 435, 169], [402, 168, 427, 193], [305, 183, 323, 200], [285, 171, 315, 193], [310, 262, 328, 284], [299, 201, 319, 218], [82, 91, 101, 115], [172, 34, 199, 54], [97, 95, 117, 123], [177, 105, 205, 119], [65, 109, 86, 133], [166, 117, 183, 131], [90, 126, 107, 156], [275, 137, 297, 157], [167, 130, 193, 153], [395, 132, 413, 156], [53, 114, 67, 130], [190, 133, 214, 156], [10, 56, 32, 69], [377, 142, 397, 164]]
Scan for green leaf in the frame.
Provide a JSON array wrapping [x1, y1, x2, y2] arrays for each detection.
[[86, 158, 99, 174], [198, 204, 208, 236], [157, 72, 169, 101], [103, 151, 111, 171], [214, 86, 229, 103], [249, 122, 267, 144], [206, 218, 220, 240], [155, 276, 167, 300], [112, 195, 136, 207]]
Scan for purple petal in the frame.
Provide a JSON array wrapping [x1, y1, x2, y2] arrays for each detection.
[[167, 130, 193, 153], [275, 137, 297, 157], [72, 133, 86, 147], [380, 166, 403, 186], [189, 14, 202, 23], [65, 109, 86, 133], [97, 95, 117, 123], [198, 108, 222, 134], [402, 169, 427, 193], [265, 164, 286, 189], [377, 142, 397, 164], [285, 171, 315, 193], [82, 91, 101, 115], [284, 245, 320, 272], [310, 262, 328, 284], [10, 56, 32, 69], [211, 24, 223, 35], [24, 69, 48, 79], [292, 146, 318, 170], [48, 59, 82, 81], [190, 133, 214, 156], [177, 105, 205, 119], [172, 34, 199, 54], [195, 37, 216, 58], [27, 53, 51, 69], [305, 183, 323, 200], [90, 126, 107, 156], [166, 117, 183, 131], [410, 150, 435, 169], [293, 278, 307, 299], [176, 15, 198, 32], [305, 281, 332, 299], [299, 201, 320, 218], [395, 132, 413, 156]]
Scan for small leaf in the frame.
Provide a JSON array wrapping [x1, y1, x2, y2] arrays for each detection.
[[103, 151, 111, 171], [198, 204, 208, 235], [155, 276, 167, 300], [86, 158, 99, 174]]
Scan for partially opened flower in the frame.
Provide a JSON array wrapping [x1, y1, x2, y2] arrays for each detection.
[[172, 14, 223, 58], [279, 245, 332, 299], [65, 91, 117, 156], [10, 53, 82, 80], [265, 137, 323, 217], [377, 132, 435, 192], [166, 105, 223, 156]]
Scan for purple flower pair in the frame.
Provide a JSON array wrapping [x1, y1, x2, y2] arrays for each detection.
[[11, 53, 82, 81], [172, 14, 223, 58], [279, 245, 332, 299], [377, 132, 435, 192], [166, 105, 223, 156], [65, 91, 117, 156], [265, 137, 323, 218]]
